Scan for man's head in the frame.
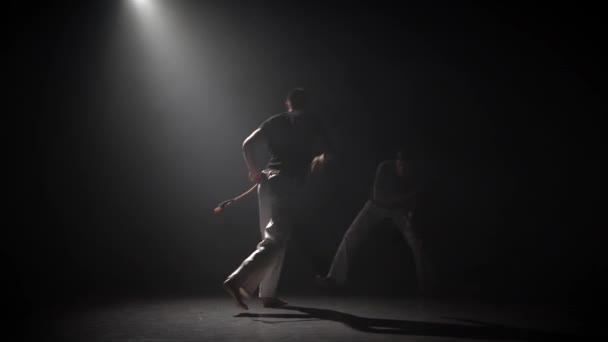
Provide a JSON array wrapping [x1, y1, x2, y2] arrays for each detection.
[[285, 88, 308, 111]]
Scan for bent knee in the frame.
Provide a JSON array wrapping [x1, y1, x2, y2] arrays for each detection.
[[257, 237, 284, 251]]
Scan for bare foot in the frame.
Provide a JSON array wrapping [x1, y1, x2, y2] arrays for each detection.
[[223, 279, 248, 310], [260, 297, 288, 308]]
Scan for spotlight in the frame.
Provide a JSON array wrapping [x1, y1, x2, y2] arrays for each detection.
[[131, 0, 149, 7]]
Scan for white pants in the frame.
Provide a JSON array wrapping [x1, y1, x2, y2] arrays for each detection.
[[328, 200, 431, 291], [225, 172, 302, 298]]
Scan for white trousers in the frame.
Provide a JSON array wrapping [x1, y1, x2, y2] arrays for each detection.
[[225, 172, 301, 298], [328, 200, 431, 291]]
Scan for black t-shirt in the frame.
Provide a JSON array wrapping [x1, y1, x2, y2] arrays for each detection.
[[259, 110, 326, 177], [372, 160, 416, 209]]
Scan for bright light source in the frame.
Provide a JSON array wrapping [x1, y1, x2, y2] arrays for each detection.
[[131, 0, 150, 8]]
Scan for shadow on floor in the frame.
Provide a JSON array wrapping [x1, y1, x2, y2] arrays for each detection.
[[235, 305, 575, 340]]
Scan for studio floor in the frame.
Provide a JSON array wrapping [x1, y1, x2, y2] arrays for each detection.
[[25, 294, 584, 341]]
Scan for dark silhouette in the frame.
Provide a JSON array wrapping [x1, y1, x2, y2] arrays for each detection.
[[317, 151, 433, 294]]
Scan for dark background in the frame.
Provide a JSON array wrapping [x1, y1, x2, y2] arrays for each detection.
[[8, 0, 603, 326]]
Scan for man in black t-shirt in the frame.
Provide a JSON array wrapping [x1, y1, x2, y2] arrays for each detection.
[[223, 88, 330, 310], [318, 152, 432, 293]]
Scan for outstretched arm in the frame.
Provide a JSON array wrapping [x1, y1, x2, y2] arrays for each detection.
[[242, 128, 264, 183]]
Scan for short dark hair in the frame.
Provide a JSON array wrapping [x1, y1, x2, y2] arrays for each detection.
[[287, 88, 308, 110], [395, 151, 406, 163]]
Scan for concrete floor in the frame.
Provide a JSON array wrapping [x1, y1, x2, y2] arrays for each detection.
[[28, 295, 582, 341]]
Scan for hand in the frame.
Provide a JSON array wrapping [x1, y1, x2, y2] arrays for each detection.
[[248, 170, 262, 183], [310, 154, 326, 173]]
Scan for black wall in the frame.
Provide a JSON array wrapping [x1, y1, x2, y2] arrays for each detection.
[[9, 0, 603, 318]]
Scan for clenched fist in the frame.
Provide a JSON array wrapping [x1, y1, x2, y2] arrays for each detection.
[[310, 154, 327, 173]]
